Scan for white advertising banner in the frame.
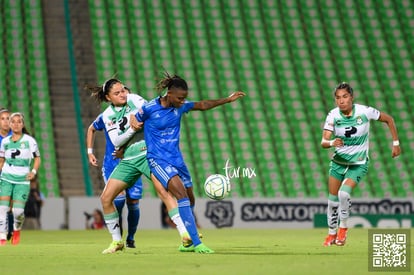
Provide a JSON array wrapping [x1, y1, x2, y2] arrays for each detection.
[[58, 197, 414, 230]]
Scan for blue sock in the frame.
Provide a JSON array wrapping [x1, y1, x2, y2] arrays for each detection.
[[177, 198, 201, 246], [190, 204, 199, 228], [127, 202, 140, 241], [114, 196, 125, 236]]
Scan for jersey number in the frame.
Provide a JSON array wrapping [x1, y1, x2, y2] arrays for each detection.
[[344, 126, 357, 137]]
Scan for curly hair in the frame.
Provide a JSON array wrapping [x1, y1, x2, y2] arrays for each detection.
[[155, 72, 188, 93]]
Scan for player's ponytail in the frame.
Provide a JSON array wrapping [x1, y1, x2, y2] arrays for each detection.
[[155, 71, 188, 94], [85, 78, 121, 103]]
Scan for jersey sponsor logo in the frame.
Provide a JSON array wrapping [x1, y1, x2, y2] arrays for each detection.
[[107, 120, 115, 127], [344, 126, 357, 137], [161, 129, 175, 136], [11, 149, 21, 159]]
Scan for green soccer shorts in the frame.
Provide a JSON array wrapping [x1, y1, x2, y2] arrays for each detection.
[[0, 180, 30, 206], [329, 160, 369, 184], [109, 148, 150, 187]]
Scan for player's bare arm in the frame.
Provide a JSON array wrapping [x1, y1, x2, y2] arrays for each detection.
[[129, 114, 143, 131], [86, 124, 99, 166], [192, 91, 246, 111], [378, 112, 401, 158], [321, 130, 343, 148]]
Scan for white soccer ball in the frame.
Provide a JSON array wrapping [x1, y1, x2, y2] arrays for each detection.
[[204, 174, 231, 200]]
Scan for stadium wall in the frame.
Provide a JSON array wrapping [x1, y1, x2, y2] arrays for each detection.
[[40, 197, 414, 230]]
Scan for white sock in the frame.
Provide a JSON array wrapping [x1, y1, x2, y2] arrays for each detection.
[[0, 205, 9, 237], [12, 207, 25, 231], [104, 212, 122, 241], [327, 199, 339, 235], [338, 190, 351, 228], [169, 208, 188, 238]]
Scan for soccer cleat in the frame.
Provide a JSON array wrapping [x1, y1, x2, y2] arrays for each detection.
[[178, 244, 195, 252], [0, 239, 6, 246], [323, 234, 337, 246], [102, 241, 124, 254], [182, 237, 193, 248], [11, 230, 20, 245], [181, 233, 203, 248], [335, 228, 348, 246], [126, 239, 136, 248], [194, 243, 214, 254]]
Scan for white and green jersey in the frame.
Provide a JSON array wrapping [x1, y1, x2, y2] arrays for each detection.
[[0, 134, 40, 184], [323, 104, 380, 165], [102, 93, 147, 159]]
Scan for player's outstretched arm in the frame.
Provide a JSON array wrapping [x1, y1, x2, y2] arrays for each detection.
[[378, 112, 401, 158], [192, 91, 246, 111]]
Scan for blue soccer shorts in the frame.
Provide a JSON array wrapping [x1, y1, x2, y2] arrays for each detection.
[[147, 158, 193, 189]]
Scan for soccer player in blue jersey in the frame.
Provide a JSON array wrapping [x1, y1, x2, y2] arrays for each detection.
[[87, 112, 142, 248], [135, 72, 245, 253], [321, 82, 401, 246], [86, 79, 191, 253], [0, 108, 11, 144]]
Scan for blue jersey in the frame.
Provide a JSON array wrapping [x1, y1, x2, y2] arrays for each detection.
[[136, 97, 194, 166], [0, 130, 12, 146], [92, 114, 119, 173]]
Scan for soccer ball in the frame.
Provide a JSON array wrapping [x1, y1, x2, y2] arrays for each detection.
[[204, 174, 231, 200]]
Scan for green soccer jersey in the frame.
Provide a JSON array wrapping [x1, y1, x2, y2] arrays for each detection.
[[323, 104, 380, 165], [0, 134, 40, 184], [101, 93, 147, 150]]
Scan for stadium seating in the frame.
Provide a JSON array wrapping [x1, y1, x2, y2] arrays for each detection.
[[85, 0, 413, 198], [4, 0, 413, 198], [0, 0, 59, 197]]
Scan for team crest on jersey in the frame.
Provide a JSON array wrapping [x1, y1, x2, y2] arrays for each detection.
[[20, 143, 26, 149], [174, 109, 178, 116], [356, 116, 363, 125]]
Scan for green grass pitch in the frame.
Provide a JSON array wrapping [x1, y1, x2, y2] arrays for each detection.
[[0, 228, 412, 275]]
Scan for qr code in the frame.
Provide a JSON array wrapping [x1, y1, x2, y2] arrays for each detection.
[[369, 229, 411, 272], [372, 233, 407, 267]]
